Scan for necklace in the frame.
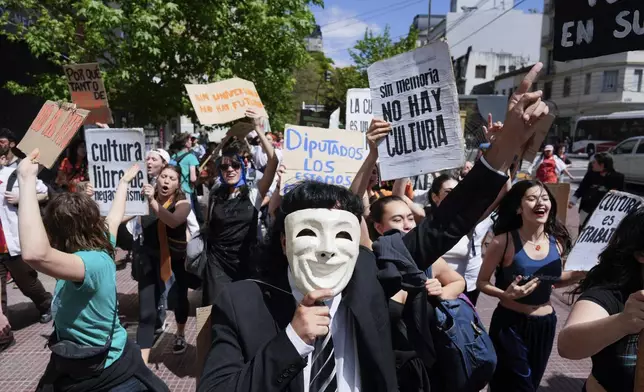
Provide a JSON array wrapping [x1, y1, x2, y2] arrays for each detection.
[[519, 232, 546, 251]]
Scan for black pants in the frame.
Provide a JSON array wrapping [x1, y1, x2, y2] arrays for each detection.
[[0, 254, 52, 316], [488, 305, 557, 392], [137, 248, 190, 349]]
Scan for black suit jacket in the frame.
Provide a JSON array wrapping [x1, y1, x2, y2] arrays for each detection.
[[197, 162, 508, 392]]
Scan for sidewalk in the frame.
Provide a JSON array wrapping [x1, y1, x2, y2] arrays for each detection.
[[0, 210, 590, 391]]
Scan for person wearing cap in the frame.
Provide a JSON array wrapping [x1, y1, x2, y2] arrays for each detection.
[[146, 149, 171, 185], [534, 144, 575, 184]]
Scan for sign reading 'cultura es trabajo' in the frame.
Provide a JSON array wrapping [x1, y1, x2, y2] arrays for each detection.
[[554, 0, 644, 62]]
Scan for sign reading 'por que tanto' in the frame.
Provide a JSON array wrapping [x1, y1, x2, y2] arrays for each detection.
[[368, 41, 464, 181], [185, 78, 268, 125], [63, 63, 113, 124]]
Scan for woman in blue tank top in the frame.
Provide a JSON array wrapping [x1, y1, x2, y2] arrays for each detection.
[[477, 180, 584, 391]]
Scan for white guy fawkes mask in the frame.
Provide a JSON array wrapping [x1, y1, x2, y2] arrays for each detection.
[[284, 209, 361, 296]]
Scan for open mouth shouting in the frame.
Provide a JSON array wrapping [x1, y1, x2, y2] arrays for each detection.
[[532, 205, 548, 219]]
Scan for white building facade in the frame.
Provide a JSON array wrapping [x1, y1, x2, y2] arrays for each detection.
[[538, 0, 644, 139]]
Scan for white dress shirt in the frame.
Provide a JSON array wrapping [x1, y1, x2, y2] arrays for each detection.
[[285, 270, 361, 392]]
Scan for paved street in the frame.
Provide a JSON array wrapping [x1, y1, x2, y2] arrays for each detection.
[[0, 168, 606, 390]]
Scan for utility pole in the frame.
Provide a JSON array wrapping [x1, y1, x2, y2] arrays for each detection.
[[427, 0, 432, 45]]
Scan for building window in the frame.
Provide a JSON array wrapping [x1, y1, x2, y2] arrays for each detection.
[[475, 65, 487, 79], [509, 65, 516, 72], [563, 77, 571, 97], [584, 73, 592, 95], [635, 69, 643, 92], [499, 65, 506, 74], [544, 81, 552, 100], [602, 70, 619, 92]]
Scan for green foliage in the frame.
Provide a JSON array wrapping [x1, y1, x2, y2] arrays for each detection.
[[323, 66, 365, 120], [291, 50, 334, 121], [0, 0, 322, 129]]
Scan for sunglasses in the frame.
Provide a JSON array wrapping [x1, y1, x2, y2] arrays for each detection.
[[220, 162, 242, 171]]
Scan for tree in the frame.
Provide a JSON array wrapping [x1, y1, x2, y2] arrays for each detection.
[[291, 51, 334, 120], [0, 0, 322, 129], [323, 66, 365, 123], [349, 25, 418, 76]]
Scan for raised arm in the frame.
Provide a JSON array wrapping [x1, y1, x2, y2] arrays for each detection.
[[349, 119, 391, 198], [142, 184, 191, 229], [249, 112, 278, 199], [105, 164, 141, 238], [17, 150, 85, 282], [402, 63, 549, 270]]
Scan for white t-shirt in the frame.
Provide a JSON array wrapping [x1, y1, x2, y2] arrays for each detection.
[[250, 145, 282, 169], [464, 217, 494, 292], [443, 235, 471, 287]]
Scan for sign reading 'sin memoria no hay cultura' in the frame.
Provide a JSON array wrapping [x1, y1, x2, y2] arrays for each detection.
[[281, 125, 366, 194], [185, 77, 268, 125], [368, 41, 464, 181], [554, 0, 644, 61], [566, 190, 644, 271], [84, 128, 148, 216]]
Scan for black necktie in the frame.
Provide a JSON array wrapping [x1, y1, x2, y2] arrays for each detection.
[[309, 332, 337, 392]]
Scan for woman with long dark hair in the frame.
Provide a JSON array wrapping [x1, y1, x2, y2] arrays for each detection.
[[17, 149, 168, 391], [137, 165, 191, 363], [477, 180, 583, 391], [558, 207, 644, 392], [56, 138, 88, 193], [203, 111, 278, 305]]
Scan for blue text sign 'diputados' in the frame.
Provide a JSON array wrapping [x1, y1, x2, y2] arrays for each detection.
[[281, 125, 366, 194]]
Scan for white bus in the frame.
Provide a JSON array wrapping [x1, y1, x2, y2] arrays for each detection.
[[572, 111, 644, 156]]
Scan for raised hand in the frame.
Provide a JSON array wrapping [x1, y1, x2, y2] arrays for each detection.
[[245, 108, 265, 129], [483, 113, 503, 143], [121, 164, 140, 185], [366, 119, 393, 149], [17, 149, 40, 179]]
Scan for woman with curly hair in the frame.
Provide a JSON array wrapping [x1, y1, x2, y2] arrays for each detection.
[[558, 206, 644, 392], [477, 180, 583, 391]]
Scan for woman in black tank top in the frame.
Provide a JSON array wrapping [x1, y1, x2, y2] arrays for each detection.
[[477, 180, 581, 391], [137, 166, 191, 364], [559, 207, 644, 392]]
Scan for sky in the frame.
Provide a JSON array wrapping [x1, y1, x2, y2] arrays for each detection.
[[311, 0, 544, 67]]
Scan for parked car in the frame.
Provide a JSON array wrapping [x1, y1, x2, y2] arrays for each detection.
[[610, 136, 644, 185]]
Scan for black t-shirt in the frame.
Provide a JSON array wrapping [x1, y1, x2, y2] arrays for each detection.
[[578, 287, 638, 392]]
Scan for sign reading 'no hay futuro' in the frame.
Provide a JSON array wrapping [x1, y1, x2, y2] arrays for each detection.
[[281, 125, 366, 194], [368, 41, 464, 181], [85, 128, 149, 216], [565, 190, 644, 271], [554, 0, 644, 61]]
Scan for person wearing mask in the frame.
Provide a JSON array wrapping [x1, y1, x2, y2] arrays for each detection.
[[0, 150, 53, 351], [534, 145, 574, 184], [198, 70, 551, 390], [137, 165, 192, 363], [171, 133, 201, 219], [55, 139, 89, 193], [569, 152, 625, 229], [17, 151, 168, 391], [558, 207, 644, 392], [203, 110, 278, 305], [477, 180, 584, 391]]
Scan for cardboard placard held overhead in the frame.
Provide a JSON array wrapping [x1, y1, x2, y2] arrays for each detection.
[[546, 182, 570, 225], [345, 88, 373, 133], [565, 191, 644, 271], [18, 101, 89, 169], [522, 114, 555, 164], [63, 63, 113, 124], [185, 78, 268, 125], [85, 128, 149, 216], [368, 41, 464, 181], [281, 125, 366, 194]]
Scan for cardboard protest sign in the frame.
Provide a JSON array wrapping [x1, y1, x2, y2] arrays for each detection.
[[85, 128, 148, 216], [185, 78, 268, 125], [63, 63, 113, 124], [346, 88, 373, 133], [546, 182, 570, 225], [281, 125, 366, 194], [18, 101, 89, 169], [522, 114, 555, 163], [566, 191, 644, 271], [554, 0, 643, 61], [368, 41, 464, 181]]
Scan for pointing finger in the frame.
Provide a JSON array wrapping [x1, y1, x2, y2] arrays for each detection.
[[516, 62, 543, 95], [487, 113, 493, 129]]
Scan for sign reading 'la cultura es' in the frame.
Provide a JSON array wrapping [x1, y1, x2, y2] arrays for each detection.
[[554, 0, 644, 62]]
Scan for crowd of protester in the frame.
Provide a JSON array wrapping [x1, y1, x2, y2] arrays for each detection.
[[0, 64, 641, 392]]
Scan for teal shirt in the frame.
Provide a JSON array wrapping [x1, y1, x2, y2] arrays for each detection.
[[51, 237, 127, 368], [172, 151, 200, 194]]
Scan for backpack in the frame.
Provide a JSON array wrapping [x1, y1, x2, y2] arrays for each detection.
[[6, 170, 57, 213], [427, 270, 497, 391]]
